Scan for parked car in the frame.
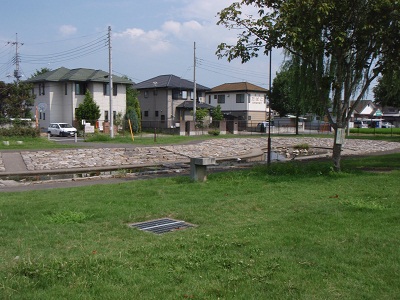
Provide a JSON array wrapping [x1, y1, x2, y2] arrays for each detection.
[[256, 121, 274, 132], [47, 123, 77, 137], [381, 122, 395, 128], [354, 120, 369, 128]]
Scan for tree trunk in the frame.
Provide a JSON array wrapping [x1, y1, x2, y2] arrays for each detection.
[[332, 126, 345, 172], [332, 142, 342, 172]]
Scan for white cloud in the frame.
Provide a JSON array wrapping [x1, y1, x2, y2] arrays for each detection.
[[114, 28, 171, 53], [59, 25, 77, 36], [162, 20, 203, 38]]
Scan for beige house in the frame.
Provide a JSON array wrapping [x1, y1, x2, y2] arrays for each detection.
[[27, 67, 132, 131], [206, 82, 269, 128], [135, 74, 211, 129]]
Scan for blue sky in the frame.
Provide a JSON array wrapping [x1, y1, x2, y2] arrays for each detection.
[[0, 0, 282, 88]]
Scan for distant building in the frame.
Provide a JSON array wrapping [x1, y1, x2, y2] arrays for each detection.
[[206, 82, 268, 128], [134, 74, 211, 129], [26, 67, 132, 130]]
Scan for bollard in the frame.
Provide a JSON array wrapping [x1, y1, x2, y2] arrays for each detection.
[[190, 157, 216, 182], [74, 132, 77, 143]]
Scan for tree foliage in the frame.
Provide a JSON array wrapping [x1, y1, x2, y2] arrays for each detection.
[[75, 90, 100, 126], [30, 68, 51, 78], [373, 70, 400, 107], [211, 104, 224, 121], [217, 0, 400, 171], [125, 85, 141, 133], [0, 81, 35, 121]]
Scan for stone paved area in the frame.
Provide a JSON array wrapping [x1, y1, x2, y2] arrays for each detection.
[[0, 137, 398, 172]]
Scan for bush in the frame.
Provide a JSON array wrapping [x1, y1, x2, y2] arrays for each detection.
[[208, 129, 220, 136], [0, 127, 40, 137], [293, 143, 309, 150]]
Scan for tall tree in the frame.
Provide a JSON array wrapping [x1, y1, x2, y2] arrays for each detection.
[[0, 81, 35, 120], [373, 70, 400, 107], [75, 90, 100, 126], [217, 0, 400, 171], [125, 85, 141, 132], [270, 57, 326, 134]]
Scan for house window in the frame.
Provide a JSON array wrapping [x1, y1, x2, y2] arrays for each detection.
[[248, 116, 251, 120], [65, 83, 68, 95], [209, 95, 211, 104], [153, 89, 158, 96], [217, 95, 225, 104], [236, 94, 245, 103], [103, 83, 118, 96], [104, 110, 109, 121], [113, 111, 116, 121], [214, 95, 217, 99], [75, 82, 87, 95], [144, 91, 148, 98], [144, 111, 149, 117], [39, 83, 45, 95], [155, 111, 159, 117], [190, 91, 194, 100], [181, 91, 187, 99], [43, 113, 45, 120], [248, 94, 251, 103], [161, 115, 165, 122]]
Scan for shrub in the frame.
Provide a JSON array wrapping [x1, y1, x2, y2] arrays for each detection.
[[0, 127, 40, 137], [208, 129, 220, 136], [293, 143, 309, 150]]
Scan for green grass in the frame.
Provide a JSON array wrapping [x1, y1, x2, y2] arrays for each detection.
[[0, 136, 78, 150], [350, 127, 400, 135], [1, 154, 399, 299]]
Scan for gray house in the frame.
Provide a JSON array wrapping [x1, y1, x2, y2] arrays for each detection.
[[134, 74, 211, 129]]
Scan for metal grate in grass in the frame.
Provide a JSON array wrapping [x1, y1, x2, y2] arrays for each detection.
[[128, 218, 194, 234]]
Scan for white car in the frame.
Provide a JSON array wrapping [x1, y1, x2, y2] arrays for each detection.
[[381, 122, 395, 128], [47, 123, 77, 137]]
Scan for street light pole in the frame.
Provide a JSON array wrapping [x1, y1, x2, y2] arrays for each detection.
[[267, 50, 272, 164]]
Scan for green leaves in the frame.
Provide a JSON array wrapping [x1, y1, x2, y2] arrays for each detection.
[[75, 90, 101, 126]]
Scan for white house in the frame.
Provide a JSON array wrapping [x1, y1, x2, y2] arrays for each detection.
[[26, 67, 133, 131], [206, 82, 269, 127]]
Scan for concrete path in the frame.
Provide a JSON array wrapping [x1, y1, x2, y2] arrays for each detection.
[[1, 152, 28, 172]]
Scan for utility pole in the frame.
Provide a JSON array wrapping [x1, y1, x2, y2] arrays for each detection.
[[8, 33, 23, 83], [193, 42, 197, 122], [108, 26, 114, 138], [267, 50, 272, 164]]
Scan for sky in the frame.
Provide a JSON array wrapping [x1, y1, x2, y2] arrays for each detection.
[[0, 0, 283, 89]]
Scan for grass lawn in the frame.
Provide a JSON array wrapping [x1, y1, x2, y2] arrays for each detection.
[[1, 154, 399, 299]]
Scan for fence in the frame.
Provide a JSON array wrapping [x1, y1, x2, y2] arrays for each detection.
[[136, 120, 332, 136]]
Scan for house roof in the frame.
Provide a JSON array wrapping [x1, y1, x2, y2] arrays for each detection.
[[25, 67, 133, 84], [176, 101, 214, 110], [353, 100, 376, 114], [134, 74, 209, 91], [208, 82, 268, 93]]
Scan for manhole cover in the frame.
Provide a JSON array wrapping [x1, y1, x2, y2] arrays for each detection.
[[129, 218, 194, 234]]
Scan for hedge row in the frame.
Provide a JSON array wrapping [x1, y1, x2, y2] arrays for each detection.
[[0, 127, 40, 137]]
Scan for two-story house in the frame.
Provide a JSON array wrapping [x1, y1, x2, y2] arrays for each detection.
[[206, 82, 269, 128], [134, 74, 211, 129], [26, 67, 133, 131]]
